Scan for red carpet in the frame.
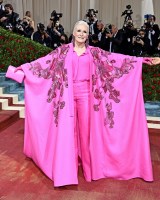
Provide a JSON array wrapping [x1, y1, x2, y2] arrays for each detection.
[[0, 119, 160, 200]]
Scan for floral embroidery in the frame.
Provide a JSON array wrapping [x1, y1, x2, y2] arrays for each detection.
[[104, 103, 114, 128], [30, 45, 136, 128], [30, 45, 70, 126], [90, 47, 136, 128], [46, 60, 51, 64]]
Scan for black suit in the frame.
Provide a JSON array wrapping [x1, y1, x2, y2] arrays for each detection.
[[0, 11, 19, 30], [0, 4, 4, 16], [101, 30, 124, 53], [146, 24, 160, 55]]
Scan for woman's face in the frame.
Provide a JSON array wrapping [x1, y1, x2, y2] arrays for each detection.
[[73, 24, 88, 44]]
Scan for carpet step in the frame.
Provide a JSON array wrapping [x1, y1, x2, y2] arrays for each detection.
[[0, 74, 159, 130], [0, 93, 159, 129], [0, 110, 20, 132], [0, 98, 25, 118], [0, 96, 24, 107], [147, 117, 160, 129]]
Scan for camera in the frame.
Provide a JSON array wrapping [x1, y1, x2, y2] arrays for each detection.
[[135, 35, 142, 42], [37, 23, 45, 32], [103, 24, 112, 34], [123, 20, 134, 30], [15, 18, 25, 30], [126, 5, 131, 10], [121, 5, 133, 22], [5, 23, 13, 30], [86, 9, 98, 18], [124, 21, 133, 28], [50, 10, 63, 22], [144, 22, 153, 30]]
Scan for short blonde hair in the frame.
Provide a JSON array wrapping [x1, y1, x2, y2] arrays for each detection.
[[23, 16, 32, 22], [73, 20, 89, 35]]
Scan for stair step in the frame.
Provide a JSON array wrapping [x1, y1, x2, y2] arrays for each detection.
[[0, 98, 25, 118], [0, 118, 24, 136], [0, 97, 24, 107], [0, 96, 15, 106], [0, 110, 19, 132]]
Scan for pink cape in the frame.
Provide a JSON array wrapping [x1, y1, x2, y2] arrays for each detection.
[[6, 43, 153, 186]]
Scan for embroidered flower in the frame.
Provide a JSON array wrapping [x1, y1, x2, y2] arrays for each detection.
[[46, 60, 51, 64], [90, 47, 136, 128], [30, 45, 70, 126]]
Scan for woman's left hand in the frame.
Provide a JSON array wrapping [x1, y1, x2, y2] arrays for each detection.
[[151, 57, 160, 65]]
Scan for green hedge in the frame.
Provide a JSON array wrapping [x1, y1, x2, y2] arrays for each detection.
[[0, 27, 51, 71], [0, 27, 160, 101], [142, 64, 160, 101]]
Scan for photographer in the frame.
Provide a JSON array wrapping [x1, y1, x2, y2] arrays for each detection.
[[0, 3, 19, 31], [33, 23, 52, 47], [0, 0, 5, 16], [47, 10, 64, 49], [155, 39, 160, 56], [132, 29, 151, 56], [101, 24, 124, 53], [15, 16, 34, 38], [25, 11, 34, 29], [85, 9, 98, 35], [59, 33, 69, 45], [144, 15, 160, 55], [89, 33, 101, 48], [96, 20, 105, 40], [121, 20, 137, 55]]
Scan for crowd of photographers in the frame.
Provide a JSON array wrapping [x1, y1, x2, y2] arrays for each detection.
[[0, 1, 160, 56], [0, 1, 68, 50], [86, 7, 160, 56]]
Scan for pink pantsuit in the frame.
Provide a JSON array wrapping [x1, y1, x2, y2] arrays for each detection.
[[6, 43, 153, 187], [72, 49, 91, 181]]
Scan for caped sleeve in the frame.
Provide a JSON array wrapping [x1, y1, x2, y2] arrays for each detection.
[[6, 65, 25, 83], [5, 48, 59, 83], [89, 47, 144, 128], [90, 47, 143, 80], [99, 48, 143, 73]]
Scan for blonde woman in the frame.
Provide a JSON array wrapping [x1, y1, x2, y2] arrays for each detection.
[[24, 11, 34, 29]]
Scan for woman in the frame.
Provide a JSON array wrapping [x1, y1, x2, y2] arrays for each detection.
[[24, 11, 34, 29], [6, 20, 154, 187], [59, 33, 69, 45]]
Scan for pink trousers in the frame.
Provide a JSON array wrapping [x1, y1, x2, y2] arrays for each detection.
[[73, 81, 91, 181]]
